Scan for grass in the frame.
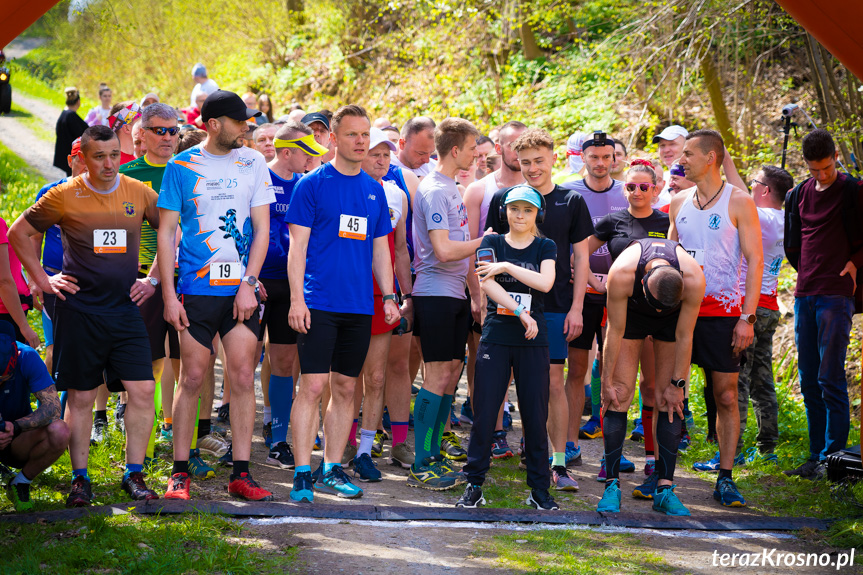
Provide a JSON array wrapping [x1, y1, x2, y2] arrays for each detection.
[[474, 529, 677, 575], [8, 101, 54, 143], [0, 511, 300, 574], [483, 454, 592, 511]]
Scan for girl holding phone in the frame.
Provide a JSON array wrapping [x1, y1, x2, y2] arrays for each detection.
[[456, 185, 558, 510]]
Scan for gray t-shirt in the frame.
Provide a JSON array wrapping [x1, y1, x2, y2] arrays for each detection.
[[412, 170, 470, 298]]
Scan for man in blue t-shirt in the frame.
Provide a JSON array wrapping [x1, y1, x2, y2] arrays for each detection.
[[287, 105, 397, 502], [259, 120, 327, 469], [158, 90, 275, 502], [0, 321, 69, 512]]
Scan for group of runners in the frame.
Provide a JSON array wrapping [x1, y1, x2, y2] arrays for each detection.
[[2, 86, 857, 518]]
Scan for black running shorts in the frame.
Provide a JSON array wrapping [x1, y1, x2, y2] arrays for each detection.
[[623, 308, 679, 342], [181, 293, 262, 353], [413, 295, 470, 363], [138, 275, 180, 361], [691, 316, 743, 373], [296, 309, 372, 377], [260, 278, 298, 345], [568, 300, 605, 351]]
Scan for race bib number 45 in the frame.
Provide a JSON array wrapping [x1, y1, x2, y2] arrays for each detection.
[[93, 229, 127, 253], [210, 262, 241, 286], [498, 292, 532, 316], [339, 215, 368, 240]]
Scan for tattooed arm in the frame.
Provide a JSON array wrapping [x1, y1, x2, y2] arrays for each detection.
[[15, 385, 61, 431]]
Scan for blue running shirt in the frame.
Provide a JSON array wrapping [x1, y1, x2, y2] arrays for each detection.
[[260, 170, 300, 280], [158, 145, 275, 296], [287, 162, 392, 315], [35, 178, 67, 271]]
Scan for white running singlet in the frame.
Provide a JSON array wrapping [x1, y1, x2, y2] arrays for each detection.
[[383, 179, 404, 229], [477, 172, 500, 233], [739, 207, 783, 311]]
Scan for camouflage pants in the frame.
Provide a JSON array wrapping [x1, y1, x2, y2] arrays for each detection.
[[737, 307, 781, 452]]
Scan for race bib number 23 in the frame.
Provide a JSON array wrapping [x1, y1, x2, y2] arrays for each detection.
[[93, 229, 127, 253]]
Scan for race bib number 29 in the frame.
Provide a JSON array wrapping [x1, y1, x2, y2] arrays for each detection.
[[339, 215, 367, 240], [498, 293, 532, 316], [210, 262, 241, 286], [93, 229, 127, 253]]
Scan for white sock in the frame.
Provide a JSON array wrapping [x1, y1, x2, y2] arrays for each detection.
[[358, 428, 376, 457], [263, 406, 272, 424], [12, 471, 32, 485]]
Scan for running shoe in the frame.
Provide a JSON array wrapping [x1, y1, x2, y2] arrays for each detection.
[[579, 416, 602, 439], [408, 413, 414, 430], [620, 455, 635, 473], [632, 471, 658, 500], [211, 421, 228, 436], [160, 423, 173, 442], [629, 418, 644, 442], [342, 443, 358, 466], [317, 465, 363, 499], [163, 472, 190, 500], [526, 488, 559, 510], [91, 419, 107, 446], [456, 483, 485, 508], [121, 471, 158, 501], [597, 479, 621, 513], [411, 384, 420, 396], [652, 485, 690, 516], [228, 472, 274, 501], [684, 408, 694, 430], [197, 432, 229, 458], [216, 403, 230, 423], [552, 466, 579, 491], [565, 443, 582, 467], [440, 431, 467, 461], [218, 443, 233, 467], [312, 462, 324, 485], [706, 433, 717, 444], [266, 442, 296, 469], [188, 448, 216, 479], [114, 403, 126, 433], [502, 410, 513, 432], [372, 431, 385, 458], [382, 407, 392, 431], [407, 457, 458, 491], [783, 459, 822, 479], [745, 449, 778, 465], [290, 470, 314, 503], [262, 422, 272, 449], [66, 476, 93, 507], [678, 432, 691, 451], [596, 458, 607, 482], [6, 481, 33, 512], [390, 442, 414, 468], [350, 453, 382, 482], [518, 437, 526, 470], [143, 456, 156, 470], [313, 434, 323, 451], [459, 400, 474, 425], [644, 460, 656, 476], [450, 404, 460, 427], [693, 452, 721, 472], [491, 432, 514, 459], [733, 451, 747, 466], [713, 477, 746, 507]]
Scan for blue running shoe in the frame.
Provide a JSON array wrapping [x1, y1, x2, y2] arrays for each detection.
[[653, 485, 690, 516], [313, 434, 323, 451], [450, 404, 460, 427], [733, 451, 747, 466], [714, 476, 746, 507], [318, 465, 363, 499], [263, 422, 272, 449], [408, 412, 414, 430], [382, 407, 392, 431], [597, 479, 621, 513], [630, 419, 644, 442], [565, 443, 582, 467], [620, 455, 635, 473], [459, 400, 474, 425], [312, 462, 323, 485], [350, 453, 382, 483], [502, 410, 513, 432], [579, 416, 602, 439], [189, 448, 215, 479], [678, 432, 691, 451], [693, 452, 721, 472], [218, 443, 233, 467], [632, 472, 658, 500], [596, 458, 606, 482], [290, 470, 314, 503], [644, 460, 656, 476], [745, 448, 778, 465]]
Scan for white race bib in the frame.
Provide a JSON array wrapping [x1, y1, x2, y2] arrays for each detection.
[[210, 262, 241, 286], [93, 229, 127, 253], [339, 215, 368, 240], [586, 273, 607, 295], [498, 292, 532, 316], [685, 248, 705, 269]]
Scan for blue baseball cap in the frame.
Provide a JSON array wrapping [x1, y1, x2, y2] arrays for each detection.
[[504, 185, 543, 208]]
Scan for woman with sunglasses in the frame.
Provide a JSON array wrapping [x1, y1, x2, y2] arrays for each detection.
[[586, 159, 670, 494], [456, 185, 559, 511]]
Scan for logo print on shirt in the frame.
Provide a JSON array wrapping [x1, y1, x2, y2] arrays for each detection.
[[235, 157, 254, 175], [708, 214, 721, 230], [75, 190, 90, 198], [679, 216, 687, 224], [219, 209, 253, 265], [368, 194, 376, 200], [555, 201, 567, 206], [768, 256, 782, 276], [432, 213, 443, 224], [123, 202, 136, 217]]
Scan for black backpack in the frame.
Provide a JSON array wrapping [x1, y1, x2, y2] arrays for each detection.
[[784, 174, 863, 313]]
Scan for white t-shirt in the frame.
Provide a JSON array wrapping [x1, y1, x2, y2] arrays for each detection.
[[189, 78, 220, 108], [392, 154, 437, 179]]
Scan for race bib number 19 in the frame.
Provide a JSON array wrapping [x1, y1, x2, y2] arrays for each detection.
[[339, 215, 367, 240], [93, 229, 127, 253], [210, 262, 241, 286], [498, 293, 532, 316]]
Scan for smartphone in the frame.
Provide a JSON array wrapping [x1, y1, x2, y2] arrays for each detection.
[[476, 247, 496, 265], [394, 316, 411, 336]]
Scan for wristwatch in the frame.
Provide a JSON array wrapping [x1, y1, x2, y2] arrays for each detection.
[[11, 420, 22, 438], [740, 313, 756, 325], [146, 276, 159, 287], [242, 275, 258, 287], [671, 378, 686, 389], [382, 294, 398, 304], [513, 304, 526, 317]]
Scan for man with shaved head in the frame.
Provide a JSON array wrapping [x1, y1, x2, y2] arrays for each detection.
[[393, 117, 437, 179]]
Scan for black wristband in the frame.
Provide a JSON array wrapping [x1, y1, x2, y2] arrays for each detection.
[[11, 421, 22, 438]]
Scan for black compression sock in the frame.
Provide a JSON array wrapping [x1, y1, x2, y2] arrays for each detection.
[[94, 410, 107, 423], [704, 371, 717, 440], [718, 468, 732, 481], [197, 419, 211, 438], [656, 411, 682, 481], [232, 460, 249, 476], [602, 410, 627, 479], [172, 461, 189, 475]]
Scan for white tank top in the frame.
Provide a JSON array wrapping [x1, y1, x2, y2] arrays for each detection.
[[478, 172, 499, 232], [739, 207, 784, 307], [675, 183, 742, 316], [383, 179, 404, 228]]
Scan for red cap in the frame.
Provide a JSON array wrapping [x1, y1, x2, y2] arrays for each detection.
[[70, 137, 82, 157]]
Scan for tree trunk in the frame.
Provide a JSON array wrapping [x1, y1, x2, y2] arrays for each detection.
[[520, 22, 543, 60], [700, 53, 738, 154]]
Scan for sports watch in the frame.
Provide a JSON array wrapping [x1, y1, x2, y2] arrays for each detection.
[[146, 276, 159, 287], [513, 304, 527, 317], [382, 294, 398, 304], [671, 378, 686, 389], [243, 276, 258, 287], [740, 313, 756, 325]]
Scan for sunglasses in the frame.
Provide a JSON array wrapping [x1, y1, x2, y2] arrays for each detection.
[[144, 126, 180, 136], [625, 183, 653, 192]]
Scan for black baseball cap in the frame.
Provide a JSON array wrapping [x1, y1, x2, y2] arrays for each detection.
[[201, 90, 262, 123], [301, 112, 330, 131]]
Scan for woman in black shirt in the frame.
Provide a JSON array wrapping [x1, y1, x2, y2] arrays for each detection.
[[53, 89, 88, 176]]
